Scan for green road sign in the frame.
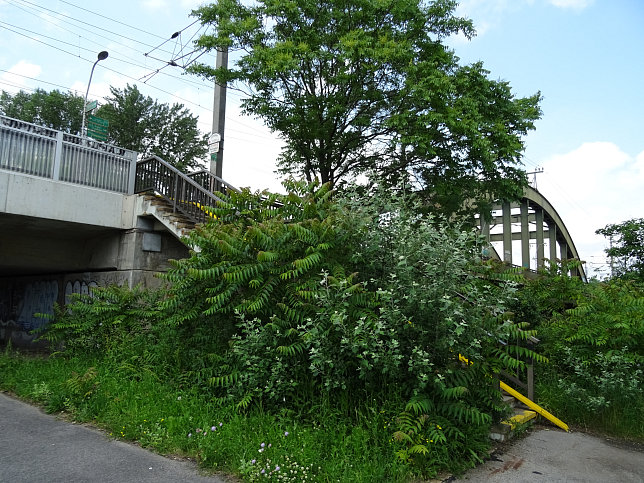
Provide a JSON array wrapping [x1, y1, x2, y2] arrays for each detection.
[[87, 129, 107, 141], [87, 115, 109, 141], [88, 115, 109, 127], [85, 100, 98, 112]]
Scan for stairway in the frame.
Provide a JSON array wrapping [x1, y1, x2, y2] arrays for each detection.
[[136, 194, 198, 241], [490, 390, 538, 442]]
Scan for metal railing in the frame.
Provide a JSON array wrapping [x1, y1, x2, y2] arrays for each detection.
[[135, 155, 228, 224], [0, 114, 137, 194], [500, 335, 539, 401], [188, 169, 239, 197]]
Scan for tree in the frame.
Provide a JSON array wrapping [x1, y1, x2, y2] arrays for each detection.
[[96, 84, 208, 172], [596, 218, 644, 281], [189, 0, 541, 214], [0, 88, 84, 133]]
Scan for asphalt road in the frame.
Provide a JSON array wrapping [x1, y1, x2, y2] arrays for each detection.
[[460, 426, 644, 482], [0, 392, 228, 483]]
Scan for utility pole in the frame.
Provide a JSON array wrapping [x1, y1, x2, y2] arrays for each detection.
[[210, 48, 228, 179], [609, 235, 615, 278], [526, 167, 544, 189]]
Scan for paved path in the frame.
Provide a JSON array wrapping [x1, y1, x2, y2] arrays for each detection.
[[0, 392, 228, 483], [460, 427, 644, 482]]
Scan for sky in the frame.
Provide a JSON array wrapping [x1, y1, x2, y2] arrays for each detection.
[[0, 0, 642, 278]]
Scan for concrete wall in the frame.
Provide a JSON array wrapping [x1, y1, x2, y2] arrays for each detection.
[[0, 170, 134, 228]]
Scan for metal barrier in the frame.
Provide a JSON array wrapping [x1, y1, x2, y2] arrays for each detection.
[[0, 115, 137, 194], [188, 169, 239, 196], [135, 155, 225, 224]]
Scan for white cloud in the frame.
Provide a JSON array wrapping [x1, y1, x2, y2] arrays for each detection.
[[548, 0, 593, 10], [537, 142, 644, 277], [0, 61, 41, 92]]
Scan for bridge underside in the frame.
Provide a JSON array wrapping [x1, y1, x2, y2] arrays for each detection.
[[0, 213, 120, 276], [0, 174, 192, 348]]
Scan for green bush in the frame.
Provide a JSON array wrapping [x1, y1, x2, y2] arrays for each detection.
[[36, 182, 544, 477], [40, 284, 163, 356], [154, 182, 540, 474], [524, 275, 644, 438]]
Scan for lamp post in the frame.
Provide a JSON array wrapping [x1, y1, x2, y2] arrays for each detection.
[[81, 50, 108, 137]]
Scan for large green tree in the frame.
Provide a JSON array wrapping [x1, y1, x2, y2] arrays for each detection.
[[189, 0, 541, 214], [97, 84, 208, 172], [596, 218, 644, 281], [0, 88, 84, 133]]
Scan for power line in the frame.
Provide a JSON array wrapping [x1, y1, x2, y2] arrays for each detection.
[[3, 3, 224, 94], [0, 3, 284, 146], [7, 0, 175, 55], [0, 68, 84, 94], [145, 19, 200, 57], [0, 19, 210, 92], [58, 0, 167, 40]]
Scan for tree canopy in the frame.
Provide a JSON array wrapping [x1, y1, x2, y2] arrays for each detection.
[[97, 84, 208, 172], [0, 88, 83, 133], [596, 218, 644, 281], [1, 85, 208, 173], [189, 0, 541, 214]]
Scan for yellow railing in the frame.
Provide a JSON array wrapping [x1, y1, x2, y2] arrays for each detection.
[[458, 354, 569, 432]]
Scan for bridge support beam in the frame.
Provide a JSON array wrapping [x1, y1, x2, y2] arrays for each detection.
[[520, 200, 530, 269], [535, 207, 545, 270], [502, 201, 513, 264], [480, 187, 586, 281], [548, 221, 557, 266]]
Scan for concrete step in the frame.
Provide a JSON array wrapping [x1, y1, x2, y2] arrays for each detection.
[[490, 409, 537, 442], [502, 389, 531, 410]]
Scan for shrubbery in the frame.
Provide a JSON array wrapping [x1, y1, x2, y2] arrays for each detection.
[[515, 269, 644, 438], [40, 182, 542, 477]]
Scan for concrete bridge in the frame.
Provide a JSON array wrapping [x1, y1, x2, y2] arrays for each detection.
[[0, 114, 585, 346], [0, 115, 235, 345]]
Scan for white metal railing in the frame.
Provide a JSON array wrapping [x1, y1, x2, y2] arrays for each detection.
[[0, 114, 137, 194]]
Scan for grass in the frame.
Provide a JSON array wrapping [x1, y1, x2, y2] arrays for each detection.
[[0, 348, 410, 482], [535, 378, 644, 441]]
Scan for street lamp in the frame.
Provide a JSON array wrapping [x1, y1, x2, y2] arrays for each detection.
[[81, 50, 108, 138]]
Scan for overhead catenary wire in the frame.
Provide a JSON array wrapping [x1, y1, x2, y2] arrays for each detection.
[[0, 1, 283, 146], [144, 19, 200, 57], [2, 3, 228, 94], [0, 17, 210, 89], [0, 68, 89, 94], [58, 0, 168, 40], [7, 0, 176, 55]]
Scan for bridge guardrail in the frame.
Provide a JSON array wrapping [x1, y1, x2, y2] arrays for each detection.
[[0, 114, 137, 194], [135, 155, 227, 224], [188, 169, 240, 196]]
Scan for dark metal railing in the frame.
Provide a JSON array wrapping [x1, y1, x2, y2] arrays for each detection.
[[500, 335, 538, 401], [0, 114, 137, 193], [188, 169, 240, 197], [135, 155, 231, 224]]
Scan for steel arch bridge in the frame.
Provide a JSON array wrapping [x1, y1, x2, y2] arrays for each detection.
[[479, 186, 587, 282]]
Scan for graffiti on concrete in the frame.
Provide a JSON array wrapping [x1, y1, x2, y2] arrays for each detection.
[[64, 280, 98, 305], [1, 277, 99, 346], [16, 280, 59, 331]]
